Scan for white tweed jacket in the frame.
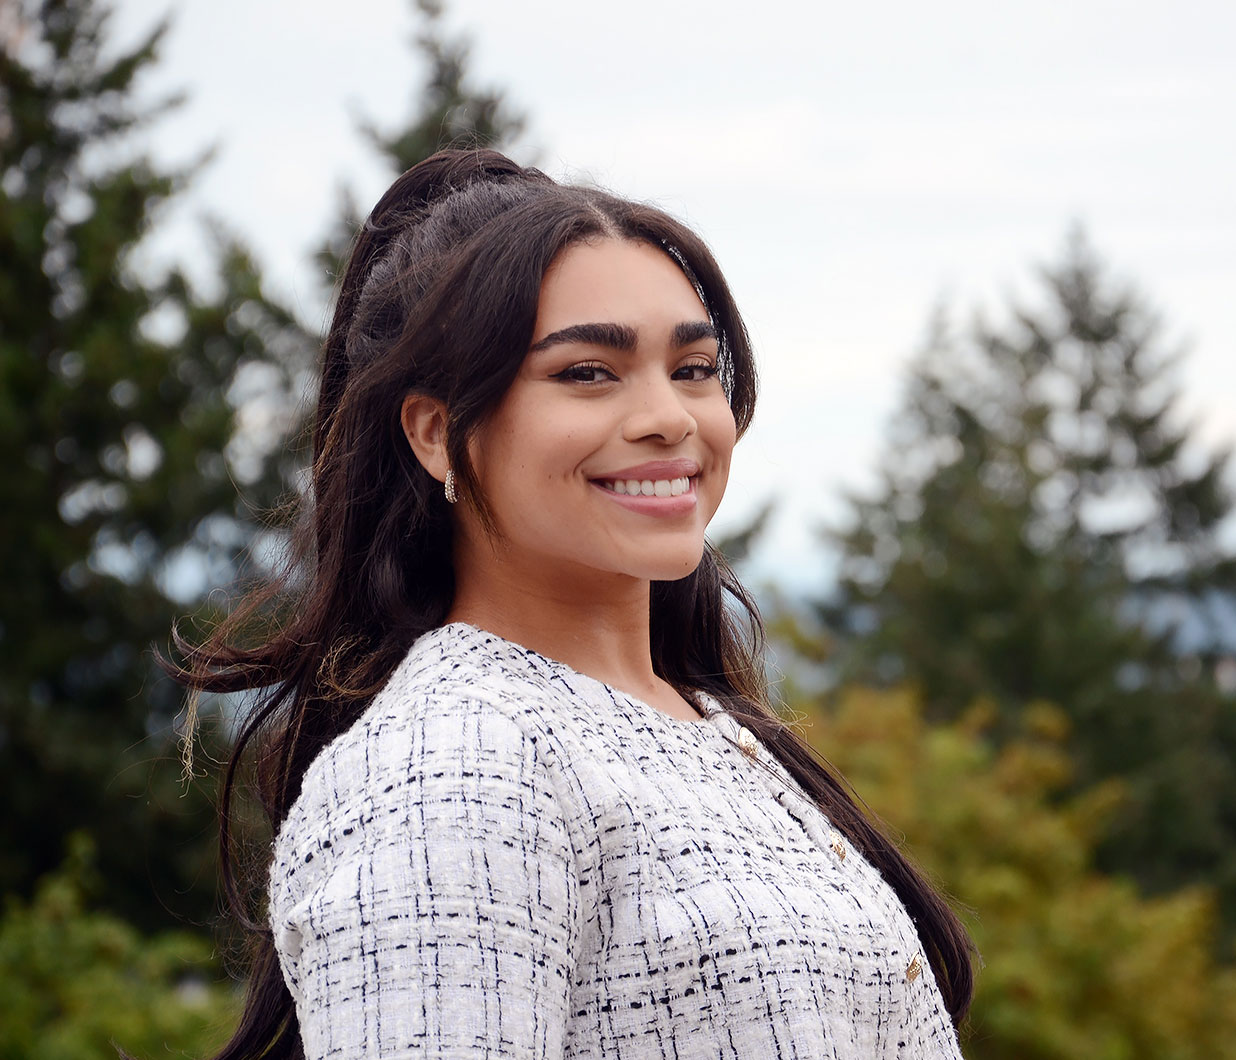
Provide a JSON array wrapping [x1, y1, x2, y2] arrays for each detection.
[[269, 622, 963, 1059]]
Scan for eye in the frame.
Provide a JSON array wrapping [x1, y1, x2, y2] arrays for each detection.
[[673, 361, 720, 383], [550, 361, 617, 384]]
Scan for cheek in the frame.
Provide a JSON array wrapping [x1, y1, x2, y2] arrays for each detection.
[[470, 418, 579, 516], [705, 401, 739, 466], [698, 403, 737, 518], [466, 400, 529, 487]]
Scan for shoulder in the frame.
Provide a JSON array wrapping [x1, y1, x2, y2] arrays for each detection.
[[265, 626, 590, 1023], [270, 624, 573, 887], [295, 622, 563, 789]]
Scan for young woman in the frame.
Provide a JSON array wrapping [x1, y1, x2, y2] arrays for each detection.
[[173, 148, 974, 1059]]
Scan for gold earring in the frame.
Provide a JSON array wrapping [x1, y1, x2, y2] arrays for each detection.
[[444, 468, 458, 504]]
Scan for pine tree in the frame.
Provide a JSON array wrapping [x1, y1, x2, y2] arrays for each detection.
[[819, 230, 1236, 918], [0, 0, 313, 927]]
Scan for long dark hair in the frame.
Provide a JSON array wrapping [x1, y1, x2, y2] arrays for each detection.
[[166, 148, 974, 1059]]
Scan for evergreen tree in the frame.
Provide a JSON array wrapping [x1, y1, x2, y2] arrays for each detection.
[[0, 0, 313, 927], [819, 230, 1236, 918]]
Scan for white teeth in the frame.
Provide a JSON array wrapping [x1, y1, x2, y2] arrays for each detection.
[[603, 476, 692, 497]]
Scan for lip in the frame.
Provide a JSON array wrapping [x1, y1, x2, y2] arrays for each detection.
[[590, 458, 701, 482], [591, 477, 698, 516]]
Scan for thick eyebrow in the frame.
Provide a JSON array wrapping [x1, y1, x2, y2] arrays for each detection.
[[528, 319, 717, 354], [672, 320, 718, 347], [528, 322, 636, 354]]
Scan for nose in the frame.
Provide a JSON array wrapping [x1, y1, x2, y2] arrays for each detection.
[[621, 374, 698, 446]]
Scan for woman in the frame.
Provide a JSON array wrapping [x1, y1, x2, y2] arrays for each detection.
[[172, 148, 974, 1058]]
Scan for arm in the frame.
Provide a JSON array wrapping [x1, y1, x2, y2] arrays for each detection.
[[269, 701, 580, 1059]]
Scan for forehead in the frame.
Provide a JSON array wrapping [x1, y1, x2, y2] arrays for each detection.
[[532, 239, 709, 339]]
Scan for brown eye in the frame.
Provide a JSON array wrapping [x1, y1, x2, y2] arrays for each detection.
[[550, 362, 617, 384], [673, 362, 719, 382]]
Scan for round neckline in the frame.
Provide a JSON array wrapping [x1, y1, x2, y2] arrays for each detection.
[[437, 621, 721, 727]]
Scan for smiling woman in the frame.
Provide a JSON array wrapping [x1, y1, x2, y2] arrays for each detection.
[[404, 238, 739, 630], [162, 149, 974, 1059]]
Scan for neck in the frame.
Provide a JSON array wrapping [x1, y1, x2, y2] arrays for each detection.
[[447, 548, 663, 699]]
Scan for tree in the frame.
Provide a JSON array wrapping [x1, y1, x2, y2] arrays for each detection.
[[796, 684, 1236, 1058], [0, 0, 314, 927], [818, 230, 1236, 920], [2, 0, 532, 933]]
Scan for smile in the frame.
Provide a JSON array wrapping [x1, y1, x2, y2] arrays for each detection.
[[597, 477, 692, 498]]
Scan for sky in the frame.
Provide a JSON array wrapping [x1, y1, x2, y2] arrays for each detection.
[[111, 0, 1236, 594]]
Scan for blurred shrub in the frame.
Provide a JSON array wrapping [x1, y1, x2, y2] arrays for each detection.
[[0, 834, 238, 1060], [800, 687, 1236, 1059]]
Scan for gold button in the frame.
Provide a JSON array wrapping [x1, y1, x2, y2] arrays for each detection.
[[736, 727, 758, 758], [829, 833, 847, 862], [906, 954, 923, 982]]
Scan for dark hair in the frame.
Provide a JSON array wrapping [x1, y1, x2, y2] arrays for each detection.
[[166, 148, 974, 1059]]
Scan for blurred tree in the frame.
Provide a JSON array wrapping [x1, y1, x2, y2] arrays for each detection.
[[0, 833, 238, 1060], [818, 231, 1236, 920], [803, 684, 1236, 1059], [1, 0, 531, 934], [314, 0, 527, 294], [0, 0, 314, 928]]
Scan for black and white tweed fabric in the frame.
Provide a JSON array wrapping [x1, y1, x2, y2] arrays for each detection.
[[269, 622, 963, 1059]]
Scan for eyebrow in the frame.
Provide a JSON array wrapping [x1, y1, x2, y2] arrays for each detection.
[[528, 319, 717, 354], [672, 320, 718, 347]]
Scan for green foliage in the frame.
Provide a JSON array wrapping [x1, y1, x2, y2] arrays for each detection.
[[0, 0, 314, 927], [826, 232, 1234, 705], [2, 0, 529, 1049], [818, 231, 1236, 922], [799, 685, 1236, 1058], [14, 1, 1234, 1053], [0, 834, 238, 1060]]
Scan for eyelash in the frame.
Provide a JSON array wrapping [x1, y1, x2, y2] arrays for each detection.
[[674, 362, 721, 382], [550, 360, 719, 385], [549, 361, 616, 384]]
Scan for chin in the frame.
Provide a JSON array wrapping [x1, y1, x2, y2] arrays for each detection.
[[642, 549, 706, 583]]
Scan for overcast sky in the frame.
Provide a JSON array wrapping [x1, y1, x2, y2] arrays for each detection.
[[111, 0, 1236, 593]]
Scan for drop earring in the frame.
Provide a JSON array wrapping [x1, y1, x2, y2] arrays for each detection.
[[444, 468, 458, 504]]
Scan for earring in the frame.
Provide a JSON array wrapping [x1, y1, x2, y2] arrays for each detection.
[[444, 468, 458, 504]]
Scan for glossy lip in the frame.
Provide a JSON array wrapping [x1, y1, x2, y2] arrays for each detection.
[[590, 458, 701, 483], [590, 477, 698, 515], [588, 458, 703, 516]]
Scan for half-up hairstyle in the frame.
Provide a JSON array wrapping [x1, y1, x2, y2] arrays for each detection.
[[164, 148, 973, 1059]]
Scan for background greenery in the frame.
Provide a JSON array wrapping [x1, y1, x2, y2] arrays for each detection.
[[2, 0, 1233, 1056]]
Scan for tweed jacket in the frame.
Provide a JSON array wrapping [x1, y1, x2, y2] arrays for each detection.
[[268, 622, 963, 1058]]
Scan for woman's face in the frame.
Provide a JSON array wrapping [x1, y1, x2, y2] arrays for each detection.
[[462, 237, 737, 590]]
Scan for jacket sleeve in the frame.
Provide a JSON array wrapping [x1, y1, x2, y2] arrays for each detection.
[[268, 699, 580, 1059]]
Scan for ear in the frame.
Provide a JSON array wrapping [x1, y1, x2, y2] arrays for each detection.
[[400, 392, 450, 484]]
